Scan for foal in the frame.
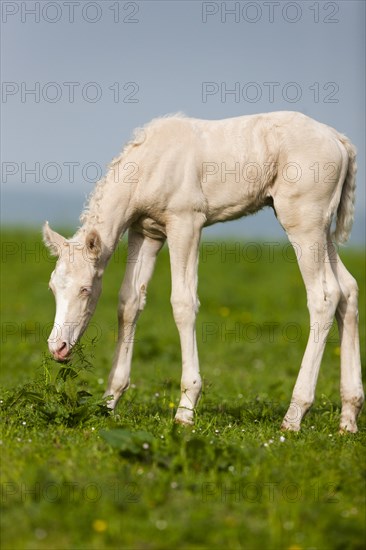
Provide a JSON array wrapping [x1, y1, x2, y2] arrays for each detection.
[[43, 111, 364, 432]]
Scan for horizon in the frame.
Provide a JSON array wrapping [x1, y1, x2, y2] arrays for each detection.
[[2, 1, 365, 244]]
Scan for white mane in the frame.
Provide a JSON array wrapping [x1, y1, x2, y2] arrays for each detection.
[[79, 114, 186, 228]]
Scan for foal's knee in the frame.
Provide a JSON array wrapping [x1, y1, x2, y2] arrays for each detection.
[[118, 298, 138, 325], [118, 284, 148, 324], [171, 295, 198, 326]]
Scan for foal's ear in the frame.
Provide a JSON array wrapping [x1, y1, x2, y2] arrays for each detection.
[[85, 229, 102, 260], [42, 221, 66, 256]]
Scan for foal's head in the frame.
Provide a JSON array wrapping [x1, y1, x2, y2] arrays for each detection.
[[43, 222, 103, 361]]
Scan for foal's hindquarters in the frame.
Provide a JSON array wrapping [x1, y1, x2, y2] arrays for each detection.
[[271, 133, 364, 432]]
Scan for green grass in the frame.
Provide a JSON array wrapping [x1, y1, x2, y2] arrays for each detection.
[[1, 228, 365, 550]]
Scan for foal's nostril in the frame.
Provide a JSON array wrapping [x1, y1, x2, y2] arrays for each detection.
[[55, 342, 69, 360]]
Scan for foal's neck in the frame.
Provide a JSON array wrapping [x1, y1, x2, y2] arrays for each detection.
[[77, 166, 136, 266]]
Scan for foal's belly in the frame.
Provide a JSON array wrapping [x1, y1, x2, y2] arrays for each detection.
[[203, 179, 272, 225]]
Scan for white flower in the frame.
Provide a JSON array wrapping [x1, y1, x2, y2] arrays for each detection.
[[156, 520, 167, 530], [34, 529, 47, 540]]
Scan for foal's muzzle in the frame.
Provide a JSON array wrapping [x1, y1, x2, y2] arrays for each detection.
[[50, 341, 71, 362]]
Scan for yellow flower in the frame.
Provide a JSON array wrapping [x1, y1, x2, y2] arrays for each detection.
[[219, 306, 230, 317], [169, 402, 175, 409], [92, 519, 107, 533]]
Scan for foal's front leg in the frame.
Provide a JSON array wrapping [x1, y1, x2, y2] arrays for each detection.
[[104, 229, 164, 409], [167, 214, 205, 425]]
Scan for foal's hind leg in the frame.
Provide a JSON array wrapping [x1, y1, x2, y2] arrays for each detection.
[[327, 239, 364, 432], [281, 230, 342, 431]]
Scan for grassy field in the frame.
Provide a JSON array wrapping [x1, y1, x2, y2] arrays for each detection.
[[1, 228, 365, 549]]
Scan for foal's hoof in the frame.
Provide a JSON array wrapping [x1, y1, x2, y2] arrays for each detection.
[[339, 423, 358, 434], [174, 417, 194, 427], [281, 420, 300, 432], [174, 408, 194, 426]]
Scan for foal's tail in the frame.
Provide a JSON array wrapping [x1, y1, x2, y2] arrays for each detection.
[[332, 135, 357, 245]]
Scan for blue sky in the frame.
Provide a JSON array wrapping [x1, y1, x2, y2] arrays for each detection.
[[1, 0, 365, 243]]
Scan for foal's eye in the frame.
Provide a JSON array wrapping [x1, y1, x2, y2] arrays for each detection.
[[80, 287, 91, 296]]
